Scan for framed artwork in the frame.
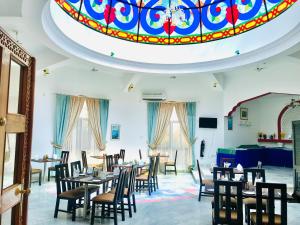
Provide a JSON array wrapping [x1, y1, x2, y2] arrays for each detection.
[[228, 116, 233, 130], [111, 124, 120, 140], [240, 108, 248, 120]]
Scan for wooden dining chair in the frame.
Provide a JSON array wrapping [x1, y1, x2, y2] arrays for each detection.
[[70, 161, 82, 176], [152, 154, 160, 191], [250, 182, 287, 225], [136, 157, 155, 195], [197, 160, 213, 201], [114, 154, 120, 164], [243, 168, 266, 224], [164, 150, 178, 175], [81, 151, 88, 172], [54, 163, 84, 221], [213, 167, 234, 181], [122, 165, 138, 217], [120, 149, 125, 162], [30, 166, 42, 186], [212, 180, 243, 225], [106, 155, 114, 172], [48, 150, 69, 181], [91, 169, 128, 225]]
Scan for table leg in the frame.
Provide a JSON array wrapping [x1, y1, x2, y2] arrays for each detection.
[[83, 184, 89, 218], [43, 162, 47, 182]]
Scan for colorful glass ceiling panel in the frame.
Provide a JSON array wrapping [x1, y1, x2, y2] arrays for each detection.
[[55, 0, 298, 45]]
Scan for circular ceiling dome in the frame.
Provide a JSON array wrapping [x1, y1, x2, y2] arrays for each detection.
[[43, 0, 300, 73], [56, 0, 296, 45]]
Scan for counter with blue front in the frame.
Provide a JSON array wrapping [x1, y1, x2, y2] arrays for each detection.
[[216, 147, 293, 168]]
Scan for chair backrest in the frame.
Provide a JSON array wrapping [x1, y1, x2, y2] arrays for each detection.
[[197, 160, 203, 185], [147, 157, 155, 180], [255, 182, 287, 225], [128, 165, 138, 196], [257, 161, 262, 169], [139, 149, 142, 160], [81, 151, 88, 170], [70, 161, 82, 176], [214, 180, 243, 225], [113, 154, 120, 164], [153, 154, 160, 177], [106, 155, 114, 172], [174, 150, 178, 164], [114, 168, 128, 203], [55, 163, 71, 195], [120, 149, 125, 162], [243, 168, 265, 185], [213, 167, 234, 180], [61, 151, 69, 164]]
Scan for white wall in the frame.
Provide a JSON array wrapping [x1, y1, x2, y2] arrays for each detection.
[[224, 94, 300, 148], [31, 68, 224, 167]]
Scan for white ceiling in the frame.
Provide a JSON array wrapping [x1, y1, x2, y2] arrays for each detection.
[[0, 0, 299, 80]]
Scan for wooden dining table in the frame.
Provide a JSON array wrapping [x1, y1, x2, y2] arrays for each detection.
[[63, 173, 117, 218], [31, 158, 62, 182]]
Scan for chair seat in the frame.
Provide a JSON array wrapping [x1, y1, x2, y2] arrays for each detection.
[[202, 179, 213, 186], [213, 209, 238, 221], [250, 212, 282, 224], [92, 193, 115, 203], [165, 161, 175, 166], [32, 168, 42, 174], [136, 174, 148, 181], [59, 188, 84, 199], [243, 197, 267, 206]]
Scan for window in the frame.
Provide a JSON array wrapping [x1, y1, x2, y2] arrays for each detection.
[[158, 108, 190, 171], [69, 102, 98, 162]]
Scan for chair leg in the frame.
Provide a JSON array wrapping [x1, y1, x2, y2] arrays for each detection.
[[39, 172, 42, 186], [113, 204, 118, 225], [165, 165, 167, 175], [175, 166, 177, 175], [48, 169, 50, 182], [198, 186, 202, 202], [121, 200, 125, 221], [152, 177, 156, 192], [246, 206, 251, 225], [71, 200, 76, 221], [132, 194, 137, 213], [54, 198, 60, 218], [156, 176, 159, 189], [127, 196, 132, 218], [101, 203, 105, 220], [91, 202, 95, 225]]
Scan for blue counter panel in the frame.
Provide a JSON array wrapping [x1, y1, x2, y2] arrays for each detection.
[[217, 148, 293, 168]]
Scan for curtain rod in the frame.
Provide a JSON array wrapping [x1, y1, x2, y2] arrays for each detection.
[[54, 93, 110, 101]]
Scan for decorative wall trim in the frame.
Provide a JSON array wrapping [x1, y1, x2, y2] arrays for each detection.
[[0, 27, 31, 66]]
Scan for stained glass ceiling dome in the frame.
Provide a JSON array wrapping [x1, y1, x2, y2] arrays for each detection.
[[43, 0, 300, 73], [55, 0, 297, 45]]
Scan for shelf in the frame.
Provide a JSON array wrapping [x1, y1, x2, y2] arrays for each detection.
[[257, 139, 293, 144]]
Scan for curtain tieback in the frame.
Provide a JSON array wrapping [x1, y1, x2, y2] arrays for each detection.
[[51, 142, 63, 149]]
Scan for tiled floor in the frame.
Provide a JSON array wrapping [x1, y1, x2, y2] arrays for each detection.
[[28, 167, 300, 225]]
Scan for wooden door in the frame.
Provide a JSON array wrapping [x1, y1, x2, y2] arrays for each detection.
[[0, 28, 35, 225]]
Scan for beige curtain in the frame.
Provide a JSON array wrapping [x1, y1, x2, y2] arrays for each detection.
[[86, 98, 106, 151], [149, 103, 173, 150], [174, 103, 195, 166], [63, 96, 85, 149]]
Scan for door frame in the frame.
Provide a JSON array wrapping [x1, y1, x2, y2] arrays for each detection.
[[0, 27, 35, 225]]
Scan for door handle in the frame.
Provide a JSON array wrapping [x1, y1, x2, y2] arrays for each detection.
[[15, 187, 31, 196], [0, 117, 6, 126]]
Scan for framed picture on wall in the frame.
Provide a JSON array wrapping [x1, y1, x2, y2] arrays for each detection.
[[111, 124, 120, 140], [240, 108, 248, 120]]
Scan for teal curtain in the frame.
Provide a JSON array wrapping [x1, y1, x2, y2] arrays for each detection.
[[53, 94, 70, 155], [186, 102, 196, 168], [147, 102, 160, 148], [100, 99, 109, 144]]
